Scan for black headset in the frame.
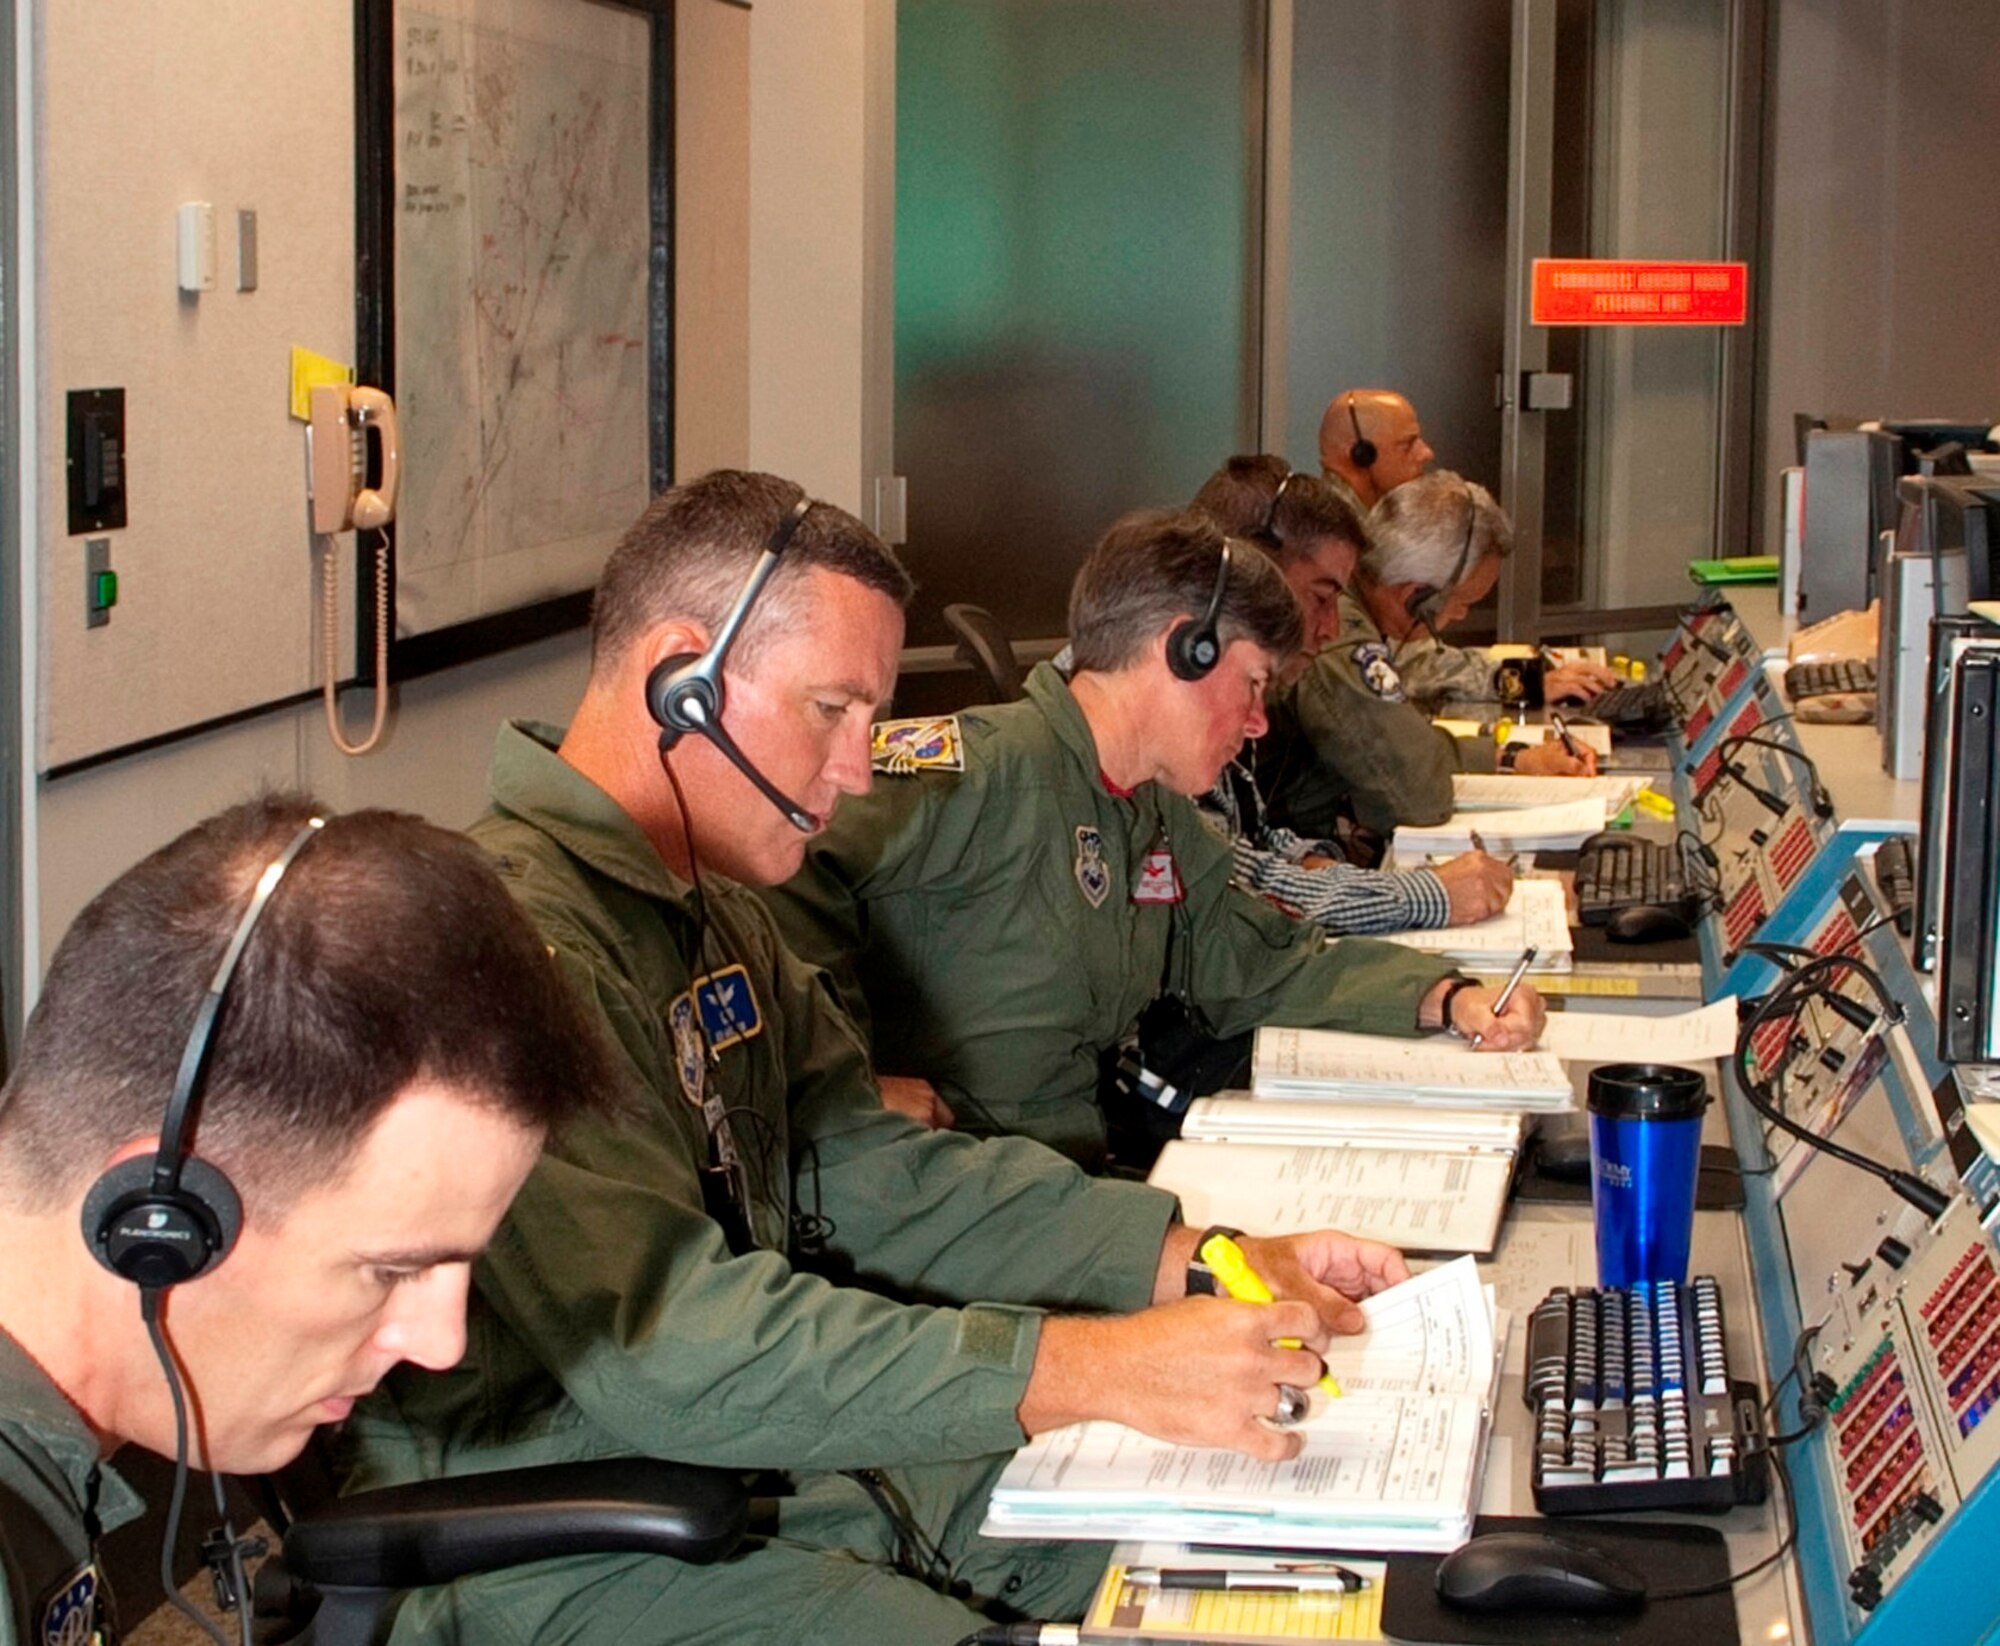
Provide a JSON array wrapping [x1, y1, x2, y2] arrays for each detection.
[[646, 495, 818, 832], [1256, 469, 1297, 546], [81, 817, 325, 1290], [1167, 536, 1233, 682], [1346, 396, 1378, 472], [1402, 480, 1482, 631]]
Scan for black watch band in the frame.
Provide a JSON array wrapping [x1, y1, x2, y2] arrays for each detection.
[[1185, 1225, 1244, 1296], [1437, 974, 1481, 1038]]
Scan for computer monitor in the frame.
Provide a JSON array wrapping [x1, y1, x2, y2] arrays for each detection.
[[1899, 472, 2000, 603], [1877, 419, 1999, 464], [1800, 429, 1901, 617], [1938, 644, 2000, 1064], [1913, 615, 1997, 973]]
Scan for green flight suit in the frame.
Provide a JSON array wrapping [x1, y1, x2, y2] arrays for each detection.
[[333, 721, 1176, 1646], [759, 665, 1454, 1166], [0, 1333, 137, 1646], [1332, 591, 1503, 718], [1259, 595, 1499, 839]]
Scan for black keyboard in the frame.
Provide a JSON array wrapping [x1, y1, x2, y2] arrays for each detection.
[[1785, 657, 1877, 699], [1574, 830, 1700, 928], [1525, 1277, 1769, 1514], [1582, 678, 1673, 734]]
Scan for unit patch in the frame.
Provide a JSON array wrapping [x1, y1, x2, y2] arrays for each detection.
[[39, 1560, 105, 1646], [1354, 641, 1405, 702], [1132, 844, 1184, 904], [871, 716, 965, 773], [667, 964, 763, 1105], [1073, 825, 1111, 909]]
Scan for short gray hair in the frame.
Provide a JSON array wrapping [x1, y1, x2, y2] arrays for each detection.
[[1364, 470, 1511, 591]]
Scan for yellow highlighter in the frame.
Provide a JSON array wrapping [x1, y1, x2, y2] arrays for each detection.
[[1198, 1232, 1344, 1398]]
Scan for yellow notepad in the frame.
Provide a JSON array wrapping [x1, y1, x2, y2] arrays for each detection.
[[1082, 1550, 1387, 1643]]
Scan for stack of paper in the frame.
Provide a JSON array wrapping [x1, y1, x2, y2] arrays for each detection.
[[983, 1259, 1500, 1553], [1180, 1098, 1524, 1152], [1394, 797, 1606, 855], [1380, 877, 1573, 971], [1450, 772, 1650, 815], [1251, 1026, 1575, 1112], [1150, 1139, 1515, 1256]]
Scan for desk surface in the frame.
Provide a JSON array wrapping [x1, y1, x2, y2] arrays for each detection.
[[1730, 584, 1924, 828]]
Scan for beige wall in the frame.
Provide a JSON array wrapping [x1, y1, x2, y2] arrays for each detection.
[[18, 0, 877, 982]]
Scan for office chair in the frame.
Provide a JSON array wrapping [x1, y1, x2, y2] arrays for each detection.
[[253, 1450, 751, 1646], [941, 603, 1027, 703]]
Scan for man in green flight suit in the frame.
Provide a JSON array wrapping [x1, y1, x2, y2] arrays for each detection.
[[1333, 470, 1622, 721], [0, 798, 609, 1646], [336, 469, 1434, 1645], [762, 505, 1547, 1168]]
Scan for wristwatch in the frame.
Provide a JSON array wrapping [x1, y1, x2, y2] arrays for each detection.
[[1436, 974, 1481, 1038], [1184, 1225, 1243, 1296]]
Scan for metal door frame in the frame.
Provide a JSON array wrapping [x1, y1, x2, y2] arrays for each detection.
[[1498, 0, 1767, 642]]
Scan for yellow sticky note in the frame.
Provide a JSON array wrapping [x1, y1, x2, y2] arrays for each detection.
[[290, 346, 354, 422]]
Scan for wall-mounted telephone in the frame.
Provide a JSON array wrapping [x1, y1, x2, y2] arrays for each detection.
[[309, 383, 400, 532], [306, 383, 399, 755]]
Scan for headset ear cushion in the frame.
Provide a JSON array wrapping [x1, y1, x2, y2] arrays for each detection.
[[81, 1154, 244, 1286], [645, 654, 702, 730], [1166, 620, 1217, 682], [1350, 436, 1378, 469]]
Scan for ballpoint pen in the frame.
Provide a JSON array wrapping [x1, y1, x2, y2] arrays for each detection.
[[1467, 944, 1536, 1050], [1197, 1231, 1344, 1399], [1123, 1567, 1367, 1594], [1550, 712, 1582, 760]]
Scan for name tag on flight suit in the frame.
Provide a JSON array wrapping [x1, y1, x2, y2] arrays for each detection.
[[1132, 845, 1184, 904]]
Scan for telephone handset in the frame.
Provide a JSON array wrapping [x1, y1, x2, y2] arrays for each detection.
[[309, 383, 400, 532], [307, 383, 399, 755]]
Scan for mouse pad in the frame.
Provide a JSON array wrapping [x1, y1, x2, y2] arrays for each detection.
[[1531, 850, 1702, 966], [1513, 1142, 1745, 1211], [1380, 1515, 1737, 1646]]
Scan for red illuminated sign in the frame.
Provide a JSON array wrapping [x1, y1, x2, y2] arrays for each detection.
[[1532, 259, 1748, 326]]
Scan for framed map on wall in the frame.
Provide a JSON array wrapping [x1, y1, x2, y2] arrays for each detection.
[[355, 0, 672, 679]]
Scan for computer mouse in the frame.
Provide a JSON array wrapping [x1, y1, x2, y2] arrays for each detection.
[[1535, 1130, 1593, 1184], [1436, 1531, 1647, 1615], [1604, 902, 1694, 944]]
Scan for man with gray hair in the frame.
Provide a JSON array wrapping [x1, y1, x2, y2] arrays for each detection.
[[1333, 471, 1617, 732]]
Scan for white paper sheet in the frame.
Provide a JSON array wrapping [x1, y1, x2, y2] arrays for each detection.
[[1394, 797, 1607, 855], [1381, 878, 1574, 968], [1536, 997, 1739, 1063]]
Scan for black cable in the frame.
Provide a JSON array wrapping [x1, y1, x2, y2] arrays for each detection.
[[141, 1291, 236, 1646], [1731, 956, 1945, 1217], [1651, 1447, 1797, 1602]]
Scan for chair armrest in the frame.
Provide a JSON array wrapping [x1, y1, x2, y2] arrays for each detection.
[[281, 1458, 750, 1589]]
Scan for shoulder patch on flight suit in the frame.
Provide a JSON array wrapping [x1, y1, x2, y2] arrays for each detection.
[[1353, 641, 1405, 703], [666, 964, 764, 1104], [39, 1560, 106, 1646], [1074, 825, 1111, 909], [871, 716, 965, 773]]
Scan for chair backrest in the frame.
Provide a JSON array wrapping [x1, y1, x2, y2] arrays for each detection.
[[942, 603, 1027, 703]]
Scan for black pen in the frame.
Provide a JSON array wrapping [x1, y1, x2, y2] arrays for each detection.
[[1124, 1567, 1366, 1594], [1551, 713, 1582, 759], [1468, 945, 1536, 1050]]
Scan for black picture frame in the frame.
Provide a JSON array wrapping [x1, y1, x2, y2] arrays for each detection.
[[352, 0, 673, 684]]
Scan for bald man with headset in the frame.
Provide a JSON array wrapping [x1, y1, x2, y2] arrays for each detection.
[[1318, 388, 1435, 512]]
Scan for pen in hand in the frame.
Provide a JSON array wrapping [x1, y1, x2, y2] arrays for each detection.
[[1467, 945, 1536, 1050], [1551, 713, 1582, 759]]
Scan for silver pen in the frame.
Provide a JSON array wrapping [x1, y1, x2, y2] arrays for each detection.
[[1124, 1567, 1365, 1594], [1467, 945, 1536, 1049]]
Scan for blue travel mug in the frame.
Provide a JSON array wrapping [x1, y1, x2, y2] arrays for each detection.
[[1587, 1063, 1709, 1288]]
